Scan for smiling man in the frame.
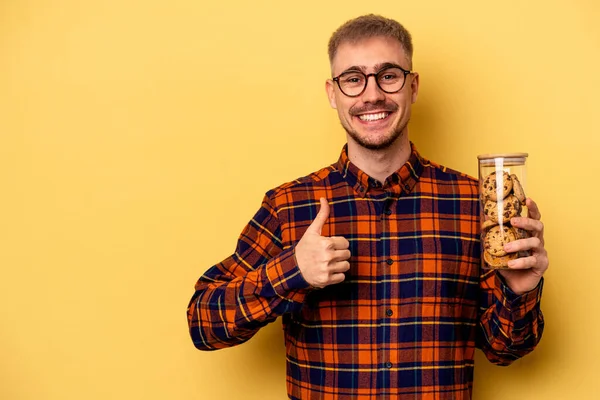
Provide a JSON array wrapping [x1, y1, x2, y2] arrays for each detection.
[[187, 14, 548, 400]]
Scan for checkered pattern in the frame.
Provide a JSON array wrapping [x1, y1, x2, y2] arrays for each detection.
[[187, 143, 544, 399]]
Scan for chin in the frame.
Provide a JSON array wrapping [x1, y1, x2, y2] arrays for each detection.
[[350, 132, 402, 150]]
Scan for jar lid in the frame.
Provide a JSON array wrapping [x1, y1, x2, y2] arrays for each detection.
[[477, 152, 528, 160]]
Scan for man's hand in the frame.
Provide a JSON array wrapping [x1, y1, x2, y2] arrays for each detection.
[[295, 198, 351, 288], [498, 198, 549, 295]]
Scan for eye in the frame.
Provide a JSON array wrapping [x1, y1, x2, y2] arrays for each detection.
[[340, 72, 365, 86], [379, 69, 400, 81]]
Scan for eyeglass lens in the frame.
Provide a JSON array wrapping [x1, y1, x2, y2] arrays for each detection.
[[337, 67, 406, 97]]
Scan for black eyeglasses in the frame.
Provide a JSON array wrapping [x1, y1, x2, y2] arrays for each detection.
[[332, 66, 412, 97]]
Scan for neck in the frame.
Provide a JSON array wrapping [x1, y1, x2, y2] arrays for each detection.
[[346, 133, 411, 183]]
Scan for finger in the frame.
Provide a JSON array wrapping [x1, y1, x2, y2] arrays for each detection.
[[526, 198, 542, 220], [328, 272, 346, 285], [332, 249, 351, 262], [510, 217, 545, 246], [330, 236, 350, 250], [306, 197, 330, 235], [510, 217, 543, 234], [329, 260, 350, 273], [506, 255, 537, 269], [504, 236, 542, 253]]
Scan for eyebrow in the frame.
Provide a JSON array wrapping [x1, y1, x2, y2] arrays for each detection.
[[339, 62, 406, 75]]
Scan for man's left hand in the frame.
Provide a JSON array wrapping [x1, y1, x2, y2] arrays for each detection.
[[498, 198, 549, 295]]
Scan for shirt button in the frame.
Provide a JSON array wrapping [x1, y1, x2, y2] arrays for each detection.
[[386, 309, 393, 317], [384, 208, 392, 215], [386, 259, 393, 265], [385, 361, 393, 369]]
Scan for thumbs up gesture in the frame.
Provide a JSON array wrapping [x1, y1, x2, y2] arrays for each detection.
[[295, 198, 351, 288]]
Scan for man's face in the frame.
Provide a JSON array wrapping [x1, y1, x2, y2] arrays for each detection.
[[326, 36, 419, 150]]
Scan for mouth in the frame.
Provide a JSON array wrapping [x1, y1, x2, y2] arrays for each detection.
[[353, 111, 394, 126], [357, 112, 390, 122]]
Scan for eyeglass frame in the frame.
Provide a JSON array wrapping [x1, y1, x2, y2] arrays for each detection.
[[331, 64, 413, 98]]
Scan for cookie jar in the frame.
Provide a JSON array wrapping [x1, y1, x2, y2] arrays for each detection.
[[477, 153, 529, 269]]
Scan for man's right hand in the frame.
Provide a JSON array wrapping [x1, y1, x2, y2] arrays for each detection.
[[294, 197, 351, 288]]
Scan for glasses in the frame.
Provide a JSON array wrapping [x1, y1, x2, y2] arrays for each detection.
[[332, 66, 412, 97]]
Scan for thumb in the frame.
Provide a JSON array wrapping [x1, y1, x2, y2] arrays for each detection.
[[306, 197, 330, 235]]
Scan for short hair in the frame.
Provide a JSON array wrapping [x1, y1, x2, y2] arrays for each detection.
[[328, 14, 414, 68]]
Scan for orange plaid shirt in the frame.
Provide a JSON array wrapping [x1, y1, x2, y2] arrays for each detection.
[[187, 143, 544, 399]]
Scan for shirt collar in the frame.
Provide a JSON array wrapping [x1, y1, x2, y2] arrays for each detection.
[[336, 142, 424, 198]]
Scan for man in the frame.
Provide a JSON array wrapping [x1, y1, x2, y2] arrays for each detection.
[[187, 14, 548, 399]]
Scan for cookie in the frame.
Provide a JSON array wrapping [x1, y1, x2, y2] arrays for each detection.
[[511, 174, 526, 203], [483, 200, 497, 222], [502, 194, 522, 221], [483, 250, 518, 269], [482, 171, 513, 201], [483, 194, 521, 223], [484, 224, 517, 257], [514, 227, 530, 240], [481, 219, 498, 231]]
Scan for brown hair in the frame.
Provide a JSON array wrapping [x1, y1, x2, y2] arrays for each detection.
[[328, 14, 413, 67]]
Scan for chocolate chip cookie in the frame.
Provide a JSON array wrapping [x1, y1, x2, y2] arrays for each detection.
[[483, 249, 518, 269], [481, 219, 498, 231], [483, 194, 522, 223], [514, 227, 530, 240], [484, 224, 517, 257], [482, 171, 513, 201], [511, 174, 526, 203]]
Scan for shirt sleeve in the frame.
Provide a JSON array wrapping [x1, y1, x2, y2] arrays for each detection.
[[186, 194, 312, 350], [476, 270, 545, 365]]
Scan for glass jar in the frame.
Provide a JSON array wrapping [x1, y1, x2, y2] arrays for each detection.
[[477, 153, 529, 269]]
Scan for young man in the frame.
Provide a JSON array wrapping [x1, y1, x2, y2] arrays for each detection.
[[187, 14, 548, 399]]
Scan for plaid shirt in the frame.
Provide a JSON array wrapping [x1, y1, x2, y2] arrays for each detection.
[[187, 143, 544, 399]]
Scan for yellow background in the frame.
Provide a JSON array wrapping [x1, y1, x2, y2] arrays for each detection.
[[1, 0, 598, 399]]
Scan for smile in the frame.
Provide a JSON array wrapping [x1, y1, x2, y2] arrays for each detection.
[[357, 112, 390, 122]]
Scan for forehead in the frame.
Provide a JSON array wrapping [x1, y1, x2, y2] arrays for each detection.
[[331, 36, 410, 75]]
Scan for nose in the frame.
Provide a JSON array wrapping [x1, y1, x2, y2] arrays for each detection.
[[360, 75, 386, 103]]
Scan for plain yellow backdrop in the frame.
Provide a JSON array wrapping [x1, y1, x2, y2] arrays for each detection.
[[1, 0, 599, 399]]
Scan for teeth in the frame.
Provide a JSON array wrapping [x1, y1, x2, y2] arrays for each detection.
[[358, 112, 388, 121]]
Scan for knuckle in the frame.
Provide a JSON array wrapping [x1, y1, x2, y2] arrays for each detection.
[[315, 275, 327, 287], [309, 276, 323, 288], [528, 256, 537, 267]]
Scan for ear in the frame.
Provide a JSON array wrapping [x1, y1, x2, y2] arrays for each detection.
[[325, 79, 337, 109], [410, 72, 420, 103]]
